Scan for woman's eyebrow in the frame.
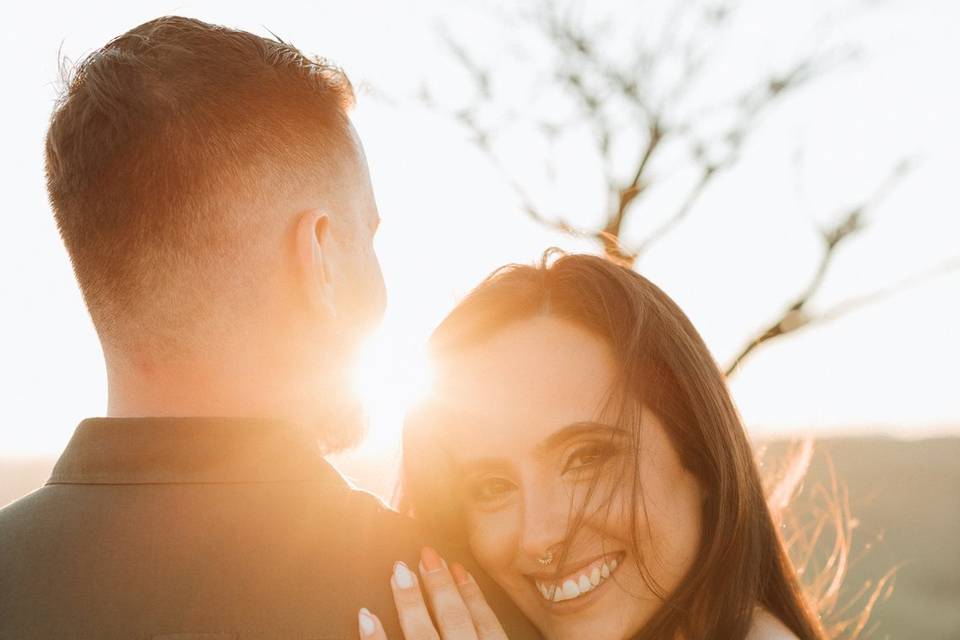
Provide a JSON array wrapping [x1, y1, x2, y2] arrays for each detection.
[[535, 421, 626, 454], [454, 423, 625, 474]]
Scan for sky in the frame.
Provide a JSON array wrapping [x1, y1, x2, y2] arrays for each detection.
[[1, 0, 958, 458]]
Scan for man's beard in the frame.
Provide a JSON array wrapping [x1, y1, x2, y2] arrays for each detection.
[[313, 383, 369, 455]]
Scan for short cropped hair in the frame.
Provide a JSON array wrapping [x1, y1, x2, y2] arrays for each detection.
[[45, 16, 356, 344]]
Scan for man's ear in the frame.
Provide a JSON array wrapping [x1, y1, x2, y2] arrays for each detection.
[[295, 210, 337, 317]]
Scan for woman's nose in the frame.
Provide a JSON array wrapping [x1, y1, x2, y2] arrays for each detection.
[[519, 483, 571, 561]]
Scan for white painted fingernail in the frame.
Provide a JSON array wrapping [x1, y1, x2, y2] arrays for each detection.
[[359, 608, 376, 637], [394, 561, 415, 589]]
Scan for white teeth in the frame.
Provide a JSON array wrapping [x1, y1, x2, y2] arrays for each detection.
[[536, 554, 623, 603], [578, 575, 592, 592]]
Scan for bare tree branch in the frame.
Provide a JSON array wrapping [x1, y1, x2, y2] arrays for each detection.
[[606, 120, 664, 233], [469, 124, 597, 240], [723, 161, 926, 375], [414, 1, 942, 381], [629, 158, 728, 258], [815, 254, 960, 325], [425, 1, 849, 268]]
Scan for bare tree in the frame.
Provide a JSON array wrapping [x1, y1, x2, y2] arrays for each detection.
[[418, 0, 958, 375]]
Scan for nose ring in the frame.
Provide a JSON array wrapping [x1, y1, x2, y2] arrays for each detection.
[[537, 549, 555, 566]]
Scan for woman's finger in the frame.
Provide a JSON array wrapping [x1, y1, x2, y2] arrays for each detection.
[[358, 607, 388, 640], [417, 547, 478, 640], [449, 563, 509, 640], [391, 561, 441, 640]]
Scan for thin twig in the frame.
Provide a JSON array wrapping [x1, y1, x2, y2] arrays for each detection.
[[816, 255, 960, 325], [724, 160, 917, 375]]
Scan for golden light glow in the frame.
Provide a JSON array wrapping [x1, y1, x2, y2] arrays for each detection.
[[351, 326, 435, 451]]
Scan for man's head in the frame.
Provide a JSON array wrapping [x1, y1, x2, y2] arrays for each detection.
[[46, 16, 385, 446]]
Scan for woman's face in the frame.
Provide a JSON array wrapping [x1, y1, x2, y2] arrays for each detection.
[[430, 315, 703, 640]]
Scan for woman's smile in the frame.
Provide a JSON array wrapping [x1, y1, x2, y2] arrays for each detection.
[[528, 551, 626, 608]]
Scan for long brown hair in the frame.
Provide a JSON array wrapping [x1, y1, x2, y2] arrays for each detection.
[[401, 252, 827, 639]]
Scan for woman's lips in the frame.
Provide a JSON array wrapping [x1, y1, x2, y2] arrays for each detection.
[[531, 551, 625, 604]]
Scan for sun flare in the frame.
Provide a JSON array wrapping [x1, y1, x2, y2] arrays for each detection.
[[351, 326, 435, 451]]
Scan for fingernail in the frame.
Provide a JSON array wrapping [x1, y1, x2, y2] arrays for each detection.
[[420, 546, 444, 574], [358, 608, 376, 637], [450, 562, 471, 585], [393, 561, 415, 589]]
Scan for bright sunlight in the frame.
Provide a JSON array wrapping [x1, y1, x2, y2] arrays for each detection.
[[351, 326, 435, 452]]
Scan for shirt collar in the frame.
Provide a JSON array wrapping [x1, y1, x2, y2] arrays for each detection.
[[48, 417, 349, 486]]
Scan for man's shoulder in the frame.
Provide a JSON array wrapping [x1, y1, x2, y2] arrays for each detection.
[[337, 483, 412, 527], [0, 480, 543, 639], [322, 482, 439, 557], [0, 486, 54, 538]]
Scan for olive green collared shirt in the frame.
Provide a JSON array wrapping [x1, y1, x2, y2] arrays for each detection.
[[0, 418, 540, 640]]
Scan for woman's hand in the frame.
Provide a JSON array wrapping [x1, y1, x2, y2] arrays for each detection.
[[358, 546, 508, 640]]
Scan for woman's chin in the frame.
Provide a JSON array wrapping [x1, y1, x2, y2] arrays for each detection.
[[514, 565, 648, 640]]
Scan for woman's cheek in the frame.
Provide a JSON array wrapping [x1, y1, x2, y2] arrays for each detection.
[[466, 508, 518, 578]]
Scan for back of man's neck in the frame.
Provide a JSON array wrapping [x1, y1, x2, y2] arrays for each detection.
[[104, 352, 341, 425]]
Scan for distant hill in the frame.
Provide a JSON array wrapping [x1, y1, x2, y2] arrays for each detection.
[[2, 436, 957, 639], [772, 437, 960, 639]]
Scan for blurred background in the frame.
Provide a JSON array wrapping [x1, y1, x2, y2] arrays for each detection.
[[1, 0, 957, 637]]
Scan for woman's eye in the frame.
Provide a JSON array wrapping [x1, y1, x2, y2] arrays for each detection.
[[563, 443, 613, 473], [468, 477, 515, 504]]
